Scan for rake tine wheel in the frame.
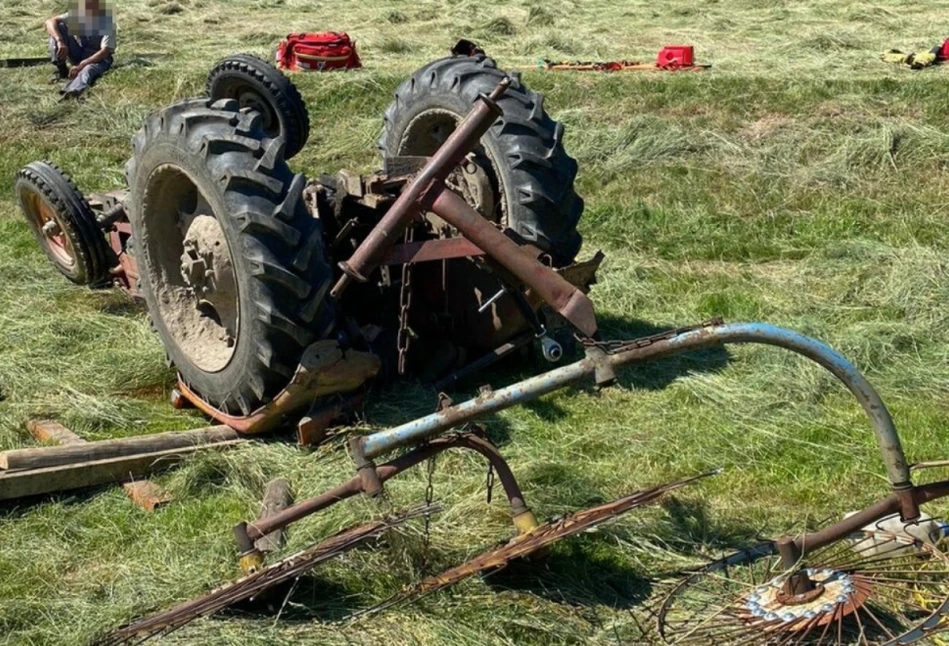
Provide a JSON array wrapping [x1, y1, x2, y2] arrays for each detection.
[[655, 526, 949, 645]]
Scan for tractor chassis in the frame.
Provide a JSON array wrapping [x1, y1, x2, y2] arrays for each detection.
[[86, 78, 604, 439]]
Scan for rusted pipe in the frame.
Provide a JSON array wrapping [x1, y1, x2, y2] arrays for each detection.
[[438, 432, 529, 514], [243, 432, 529, 543], [792, 494, 900, 557], [243, 475, 366, 543], [427, 187, 598, 337], [331, 79, 510, 299], [789, 478, 949, 559]]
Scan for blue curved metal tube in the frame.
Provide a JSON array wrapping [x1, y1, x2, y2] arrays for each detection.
[[652, 323, 910, 489], [359, 323, 911, 491]]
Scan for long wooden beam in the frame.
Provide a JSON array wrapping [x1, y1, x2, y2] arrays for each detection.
[[29, 419, 173, 510], [0, 441, 244, 501], [2, 425, 241, 471]]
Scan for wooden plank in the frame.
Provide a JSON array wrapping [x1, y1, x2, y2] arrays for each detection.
[[27, 420, 85, 445], [254, 478, 293, 553], [0, 441, 244, 501], [122, 480, 173, 512], [25, 419, 175, 511], [1, 425, 240, 470]]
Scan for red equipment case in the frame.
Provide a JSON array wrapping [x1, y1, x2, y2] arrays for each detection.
[[276, 32, 361, 71], [657, 45, 694, 69]]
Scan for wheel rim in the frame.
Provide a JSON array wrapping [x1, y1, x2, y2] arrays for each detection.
[[21, 188, 77, 270], [237, 89, 277, 133], [398, 109, 504, 227], [212, 76, 280, 136], [141, 165, 240, 373], [657, 524, 949, 645]]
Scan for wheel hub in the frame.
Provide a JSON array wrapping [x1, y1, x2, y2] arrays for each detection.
[[744, 569, 868, 626], [238, 90, 274, 131], [42, 219, 62, 237], [180, 214, 238, 347], [446, 155, 495, 219], [656, 525, 949, 645], [25, 192, 74, 266]]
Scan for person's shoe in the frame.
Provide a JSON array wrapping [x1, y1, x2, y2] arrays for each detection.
[[59, 89, 83, 102], [49, 64, 68, 84]]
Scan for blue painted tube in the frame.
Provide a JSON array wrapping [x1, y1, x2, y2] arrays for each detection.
[[652, 323, 910, 489], [362, 358, 595, 460], [359, 322, 911, 490]]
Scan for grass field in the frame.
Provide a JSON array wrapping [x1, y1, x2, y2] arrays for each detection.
[[5, 0, 949, 644]]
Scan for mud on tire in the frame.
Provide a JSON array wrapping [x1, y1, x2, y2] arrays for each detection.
[[379, 55, 583, 265], [16, 161, 110, 286], [125, 98, 334, 415]]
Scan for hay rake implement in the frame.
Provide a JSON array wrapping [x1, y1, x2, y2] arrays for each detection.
[[17, 52, 949, 645], [96, 313, 949, 645]]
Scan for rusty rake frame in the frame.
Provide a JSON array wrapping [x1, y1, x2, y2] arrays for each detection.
[[237, 320, 949, 577]]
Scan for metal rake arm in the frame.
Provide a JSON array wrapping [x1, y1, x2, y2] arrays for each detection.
[[357, 322, 912, 498]]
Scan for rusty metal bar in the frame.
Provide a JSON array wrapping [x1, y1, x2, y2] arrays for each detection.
[[433, 332, 534, 392], [381, 237, 486, 265], [358, 322, 913, 499], [330, 79, 510, 299], [788, 477, 949, 559], [243, 432, 529, 543], [427, 187, 598, 337]]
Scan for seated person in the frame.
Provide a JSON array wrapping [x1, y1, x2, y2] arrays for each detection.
[[45, 0, 116, 99]]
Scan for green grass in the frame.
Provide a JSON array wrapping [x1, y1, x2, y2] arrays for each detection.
[[4, 0, 949, 644]]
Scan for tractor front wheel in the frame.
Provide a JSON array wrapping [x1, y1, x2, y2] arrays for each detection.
[[16, 161, 110, 285], [207, 54, 310, 161], [125, 98, 335, 415]]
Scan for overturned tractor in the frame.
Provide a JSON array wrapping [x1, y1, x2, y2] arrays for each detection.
[[17, 53, 593, 436], [17, 54, 949, 645]]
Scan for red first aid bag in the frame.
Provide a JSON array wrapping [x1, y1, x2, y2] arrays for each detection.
[[276, 32, 361, 71]]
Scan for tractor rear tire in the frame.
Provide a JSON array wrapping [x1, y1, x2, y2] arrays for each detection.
[[207, 54, 310, 161], [378, 55, 583, 265], [15, 161, 110, 285], [125, 98, 335, 415]]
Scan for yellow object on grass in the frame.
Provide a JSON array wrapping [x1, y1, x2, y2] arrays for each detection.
[[881, 49, 910, 64], [909, 50, 938, 68], [881, 48, 939, 69]]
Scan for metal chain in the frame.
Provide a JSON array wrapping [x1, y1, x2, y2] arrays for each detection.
[[579, 317, 724, 355], [485, 462, 495, 504], [397, 227, 415, 375]]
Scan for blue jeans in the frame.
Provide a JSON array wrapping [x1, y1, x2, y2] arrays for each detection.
[[48, 22, 112, 95]]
